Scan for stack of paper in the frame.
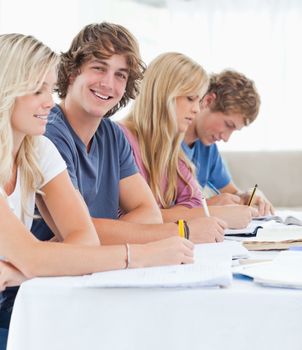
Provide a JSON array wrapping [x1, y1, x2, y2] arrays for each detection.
[[233, 250, 302, 289], [242, 226, 302, 250]]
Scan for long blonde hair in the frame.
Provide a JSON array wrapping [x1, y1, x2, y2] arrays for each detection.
[[0, 33, 58, 221], [125, 52, 208, 208]]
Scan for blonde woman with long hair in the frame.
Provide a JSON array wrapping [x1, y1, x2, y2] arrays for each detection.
[[0, 35, 193, 349], [119, 52, 256, 231]]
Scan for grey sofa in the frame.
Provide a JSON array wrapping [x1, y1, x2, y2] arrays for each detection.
[[221, 151, 302, 208]]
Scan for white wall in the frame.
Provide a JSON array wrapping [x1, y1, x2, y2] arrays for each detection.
[[1, 0, 301, 151]]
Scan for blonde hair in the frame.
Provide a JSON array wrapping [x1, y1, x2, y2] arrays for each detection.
[[125, 52, 208, 208], [0, 33, 58, 222]]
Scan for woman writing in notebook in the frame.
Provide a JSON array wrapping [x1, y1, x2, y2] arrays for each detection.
[[119, 52, 257, 231], [0, 34, 193, 350]]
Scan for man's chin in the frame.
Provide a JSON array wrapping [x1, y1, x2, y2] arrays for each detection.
[[202, 138, 214, 146]]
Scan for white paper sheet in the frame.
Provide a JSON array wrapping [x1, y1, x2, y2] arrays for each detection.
[[233, 250, 302, 289], [81, 243, 233, 288]]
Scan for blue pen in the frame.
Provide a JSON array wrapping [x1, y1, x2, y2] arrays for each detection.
[[207, 181, 220, 195]]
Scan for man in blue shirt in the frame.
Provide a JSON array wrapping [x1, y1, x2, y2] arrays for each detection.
[[183, 70, 274, 215], [31, 22, 223, 244]]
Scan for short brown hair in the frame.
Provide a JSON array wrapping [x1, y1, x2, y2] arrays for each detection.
[[207, 70, 260, 125], [57, 22, 145, 117]]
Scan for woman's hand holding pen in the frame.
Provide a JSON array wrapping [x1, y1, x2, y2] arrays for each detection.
[[129, 236, 194, 268], [186, 217, 227, 243]]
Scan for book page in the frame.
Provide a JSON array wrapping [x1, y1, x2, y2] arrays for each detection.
[[247, 226, 302, 242], [194, 240, 250, 260], [255, 210, 302, 226]]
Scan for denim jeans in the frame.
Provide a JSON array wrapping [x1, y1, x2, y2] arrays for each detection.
[[0, 310, 11, 350], [0, 328, 8, 350]]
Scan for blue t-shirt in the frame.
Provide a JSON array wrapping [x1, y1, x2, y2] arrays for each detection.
[[31, 104, 138, 239], [182, 140, 231, 191]]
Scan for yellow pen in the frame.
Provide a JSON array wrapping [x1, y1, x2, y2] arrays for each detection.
[[247, 184, 258, 206], [178, 219, 185, 238]]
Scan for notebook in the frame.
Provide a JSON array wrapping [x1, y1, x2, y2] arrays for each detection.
[[233, 250, 302, 289], [242, 226, 302, 250], [79, 243, 234, 288], [225, 221, 263, 237]]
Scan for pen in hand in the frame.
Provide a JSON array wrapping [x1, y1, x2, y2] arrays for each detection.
[[201, 196, 210, 217], [247, 184, 258, 206]]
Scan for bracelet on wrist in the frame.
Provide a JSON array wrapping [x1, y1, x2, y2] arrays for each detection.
[[124, 243, 131, 269], [183, 220, 190, 240]]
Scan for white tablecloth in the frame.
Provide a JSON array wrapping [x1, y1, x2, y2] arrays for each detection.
[[7, 269, 302, 350]]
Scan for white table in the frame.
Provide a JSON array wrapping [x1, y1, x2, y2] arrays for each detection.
[[7, 266, 302, 350]]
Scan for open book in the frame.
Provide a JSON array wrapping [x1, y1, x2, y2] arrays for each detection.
[[255, 210, 302, 226], [225, 210, 302, 239], [242, 226, 302, 250], [233, 250, 302, 289]]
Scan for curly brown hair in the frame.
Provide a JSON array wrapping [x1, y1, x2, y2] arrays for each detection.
[[57, 22, 145, 117], [207, 70, 260, 125]]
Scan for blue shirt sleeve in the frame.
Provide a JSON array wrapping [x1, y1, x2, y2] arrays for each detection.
[[182, 141, 231, 190], [207, 144, 232, 189]]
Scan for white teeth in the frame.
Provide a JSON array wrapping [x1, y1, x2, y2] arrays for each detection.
[[93, 91, 110, 100]]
